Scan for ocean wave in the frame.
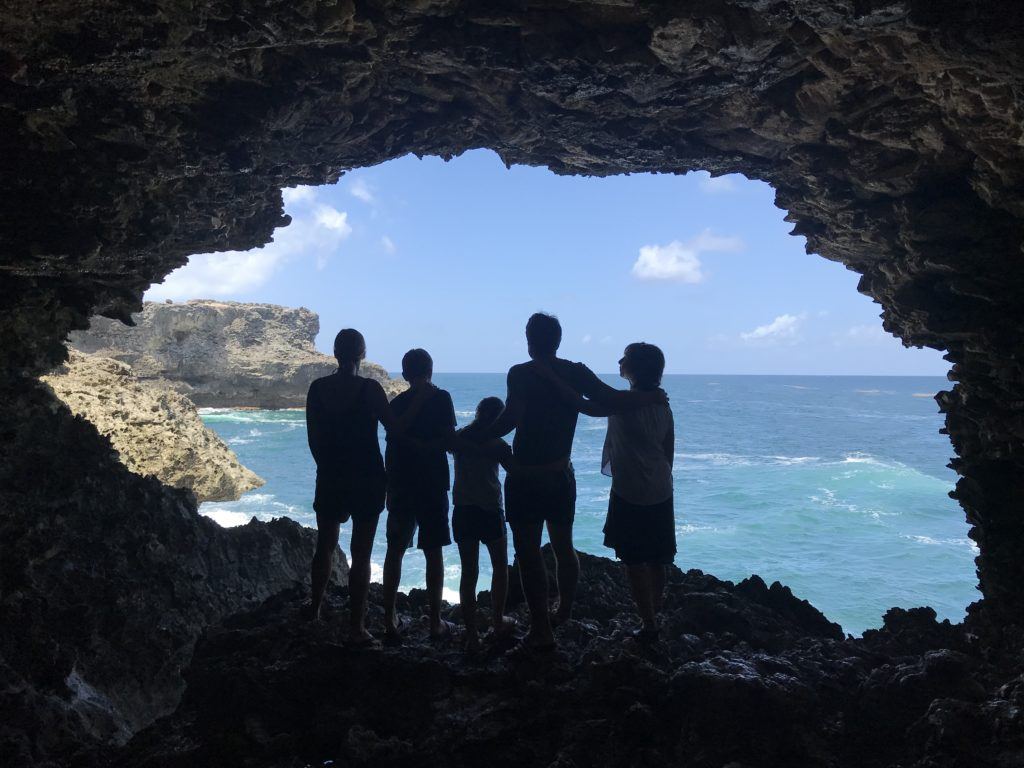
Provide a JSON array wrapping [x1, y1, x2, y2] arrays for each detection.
[[785, 385, 812, 390], [199, 408, 306, 425], [904, 534, 979, 551], [677, 452, 821, 467], [912, 392, 936, 398]]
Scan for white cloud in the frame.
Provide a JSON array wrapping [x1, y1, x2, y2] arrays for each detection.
[[350, 178, 375, 204], [741, 313, 805, 343], [147, 193, 354, 299], [146, 249, 284, 300], [381, 235, 396, 254], [314, 205, 352, 234], [695, 171, 742, 194], [600, 335, 614, 345], [632, 229, 743, 283], [839, 324, 892, 346], [282, 185, 316, 205], [582, 334, 592, 344]]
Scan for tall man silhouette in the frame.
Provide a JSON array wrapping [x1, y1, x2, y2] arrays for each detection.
[[491, 313, 665, 650]]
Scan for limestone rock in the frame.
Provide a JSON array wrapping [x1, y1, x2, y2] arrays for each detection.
[[69, 300, 407, 408], [42, 349, 263, 503]]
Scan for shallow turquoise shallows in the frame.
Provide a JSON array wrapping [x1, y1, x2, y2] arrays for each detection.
[[198, 374, 976, 636]]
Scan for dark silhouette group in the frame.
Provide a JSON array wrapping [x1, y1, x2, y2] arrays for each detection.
[[305, 313, 675, 651]]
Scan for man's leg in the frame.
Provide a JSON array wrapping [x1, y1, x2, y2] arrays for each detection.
[[626, 563, 657, 631], [546, 520, 579, 624], [512, 521, 554, 646], [484, 535, 513, 634], [652, 564, 667, 613], [424, 546, 445, 636], [309, 517, 341, 620], [347, 514, 379, 641], [458, 541, 480, 644]]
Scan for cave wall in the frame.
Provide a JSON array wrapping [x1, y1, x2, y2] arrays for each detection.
[[1, 0, 1022, 643]]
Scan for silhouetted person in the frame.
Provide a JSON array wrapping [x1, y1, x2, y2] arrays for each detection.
[[305, 329, 430, 645], [537, 343, 675, 642], [450, 397, 516, 651], [489, 313, 666, 651], [382, 348, 457, 640]]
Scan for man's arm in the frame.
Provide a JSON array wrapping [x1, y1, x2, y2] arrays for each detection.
[[369, 381, 432, 435], [488, 368, 524, 438], [570, 362, 667, 413], [663, 418, 675, 467], [305, 383, 327, 465]]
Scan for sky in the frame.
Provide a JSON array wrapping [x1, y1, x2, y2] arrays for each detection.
[[147, 150, 948, 376]]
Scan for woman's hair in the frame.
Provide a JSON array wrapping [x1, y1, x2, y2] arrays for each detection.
[[333, 329, 366, 363], [624, 342, 665, 390]]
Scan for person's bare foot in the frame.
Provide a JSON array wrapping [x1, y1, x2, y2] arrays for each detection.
[[383, 615, 408, 642], [347, 627, 376, 647], [430, 618, 457, 640], [299, 600, 321, 623], [492, 615, 518, 638]]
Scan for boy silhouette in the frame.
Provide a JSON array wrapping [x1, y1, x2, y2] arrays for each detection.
[[382, 348, 458, 639]]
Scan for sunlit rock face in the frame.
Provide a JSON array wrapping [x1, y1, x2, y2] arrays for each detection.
[[1, 0, 1023, 764], [69, 300, 407, 407]]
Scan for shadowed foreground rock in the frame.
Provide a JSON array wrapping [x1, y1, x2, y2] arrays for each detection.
[[118, 551, 1022, 768], [0, 385, 347, 767]]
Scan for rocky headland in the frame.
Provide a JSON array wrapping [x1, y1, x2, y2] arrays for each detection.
[[69, 301, 406, 409], [42, 349, 263, 503]]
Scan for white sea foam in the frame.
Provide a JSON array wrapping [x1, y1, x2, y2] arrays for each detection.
[[855, 389, 881, 395], [769, 455, 820, 465], [785, 385, 812, 390], [370, 562, 384, 584], [201, 508, 256, 527], [912, 392, 936, 398], [905, 535, 979, 551]]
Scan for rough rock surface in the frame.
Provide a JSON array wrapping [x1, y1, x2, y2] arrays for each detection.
[[2, 1, 1024, 766], [42, 349, 264, 503], [0, 383, 347, 767], [70, 300, 407, 408], [117, 550, 1023, 768]]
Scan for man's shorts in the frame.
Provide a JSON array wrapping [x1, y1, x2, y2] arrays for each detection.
[[313, 471, 386, 525], [385, 487, 451, 550], [504, 466, 576, 530], [602, 491, 676, 566], [452, 504, 506, 545]]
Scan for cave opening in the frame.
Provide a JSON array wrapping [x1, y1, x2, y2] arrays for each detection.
[[132, 148, 976, 635], [4, 3, 1023, 764]]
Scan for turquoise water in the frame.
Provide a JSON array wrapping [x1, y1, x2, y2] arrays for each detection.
[[198, 374, 977, 635]]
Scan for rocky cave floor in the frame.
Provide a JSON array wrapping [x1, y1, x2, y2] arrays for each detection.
[[113, 551, 1022, 768]]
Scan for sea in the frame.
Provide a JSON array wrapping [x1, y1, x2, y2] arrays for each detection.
[[198, 374, 977, 636]]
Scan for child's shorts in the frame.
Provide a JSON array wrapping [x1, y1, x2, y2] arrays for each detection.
[[452, 504, 506, 545]]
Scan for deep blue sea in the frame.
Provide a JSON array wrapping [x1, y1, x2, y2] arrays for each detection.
[[198, 374, 977, 635]]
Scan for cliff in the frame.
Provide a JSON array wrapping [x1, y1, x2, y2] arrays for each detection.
[[69, 301, 406, 408], [42, 349, 264, 503]]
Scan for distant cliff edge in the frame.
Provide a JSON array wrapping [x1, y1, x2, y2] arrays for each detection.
[[69, 300, 407, 408]]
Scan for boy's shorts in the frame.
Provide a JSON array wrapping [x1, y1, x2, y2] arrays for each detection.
[[386, 488, 451, 550], [452, 504, 506, 545]]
